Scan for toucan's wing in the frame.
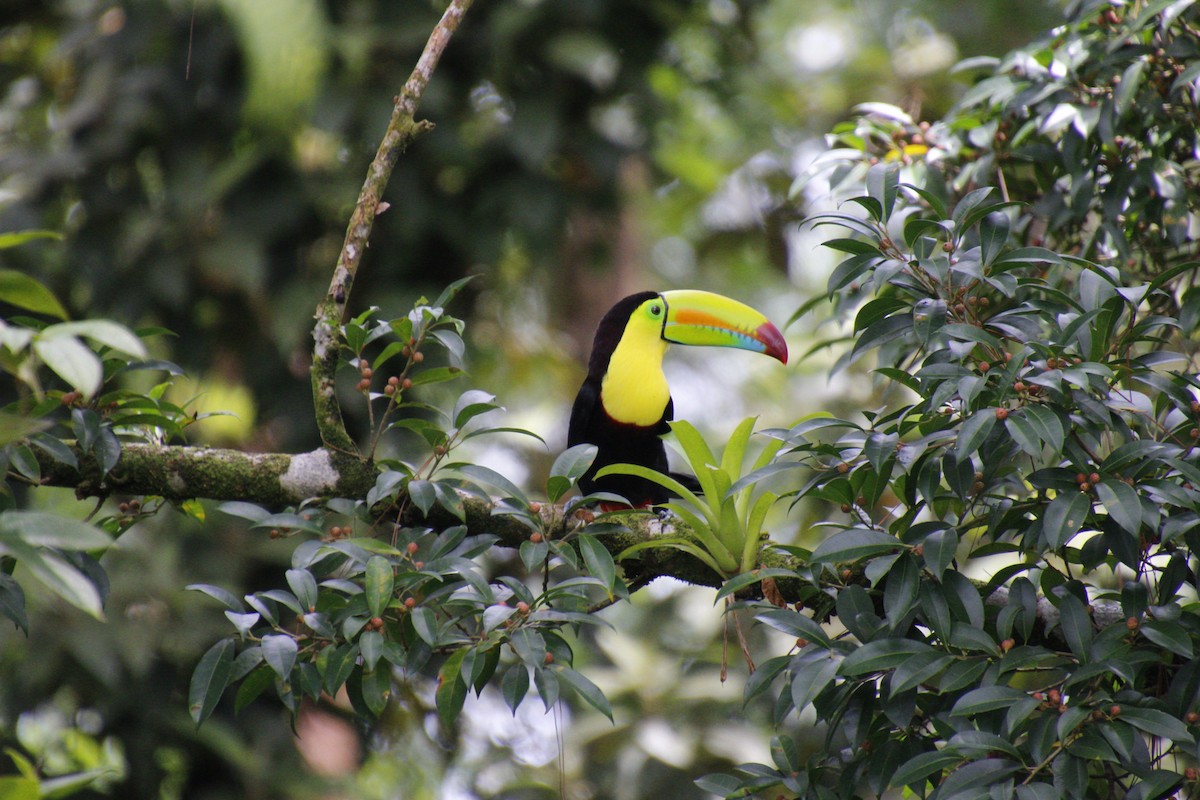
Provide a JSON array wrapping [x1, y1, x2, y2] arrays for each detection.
[[567, 379, 600, 448]]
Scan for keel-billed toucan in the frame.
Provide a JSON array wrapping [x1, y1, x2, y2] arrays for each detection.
[[568, 290, 788, 507]]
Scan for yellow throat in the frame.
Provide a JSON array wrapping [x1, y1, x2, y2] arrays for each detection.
[[599, 312, 670, 427]]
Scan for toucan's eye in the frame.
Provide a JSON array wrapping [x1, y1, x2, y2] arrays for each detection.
[[649, 304, 662, 317]]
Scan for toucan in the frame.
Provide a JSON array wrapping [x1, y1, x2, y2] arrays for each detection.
[[568, 290, 788, 507]]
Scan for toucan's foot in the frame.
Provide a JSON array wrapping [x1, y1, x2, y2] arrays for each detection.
[[649, 507, 679, 536]]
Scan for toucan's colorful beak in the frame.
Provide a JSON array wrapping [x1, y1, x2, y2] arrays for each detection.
[[659, 290, 788, 364]]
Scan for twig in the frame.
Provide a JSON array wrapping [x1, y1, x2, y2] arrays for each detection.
[[310, 0, 476, 454]]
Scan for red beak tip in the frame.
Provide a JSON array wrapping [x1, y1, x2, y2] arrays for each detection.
[[759, 323, 789, 365]]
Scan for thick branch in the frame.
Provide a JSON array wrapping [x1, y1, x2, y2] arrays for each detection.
[[310, 0, 474, 452], [29, 444, 1118, 638], [33, 444, 377, 507]]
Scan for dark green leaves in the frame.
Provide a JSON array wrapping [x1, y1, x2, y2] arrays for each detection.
[[189, 638, 236, 726]]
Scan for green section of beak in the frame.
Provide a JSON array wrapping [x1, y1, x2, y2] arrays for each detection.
[[659, 290, 788, 364]]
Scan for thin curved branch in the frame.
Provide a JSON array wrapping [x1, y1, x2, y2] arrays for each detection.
[[311, 0, 475, 453]]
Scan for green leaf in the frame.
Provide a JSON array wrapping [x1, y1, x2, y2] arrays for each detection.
[[411, 607, 439, 646], [361, 665, 391, 717], [921, 528, 958, 577], [1140, 620, 1193, 659], [890, 651, 955, 695], [715, 568, 797, 602], [839, 638, 935, 676], [890, 749, 962, 789], [0, 267, 68, 319], [1054, 592, 1093, 662], [437, 648, 469, 729], [550, 444, 597, 482], [956, 409, 996, 459], [789, 652, 840, 711], [501, 665, 530, 714], [809, 528, 900, 564], [555, 666, 613, 720], [577, 533, 617, 595], [407, 479, 435, 515], [866, 162, 900, 221], [1043, 491, 1091, 549], [451, 463, 528, 502], [285, 568, 319, 612], [363, 556, 394, 619], [0, 539, 104, 618], [950, 685, 1029, 716], [187, 583, 246, 612], [0, 574, 29, 634], [0, 511, 112, 551], [1118, 707, 1193, 745], [1096, 479, 1141, 535], [44, 320, 147, 358], [189, 638, 236, 726], [261, 634, 298, 679], [979, 211, 1010, 265], [452, 389, 500, 428], [756, 608, 833, 648], [33, 334, 102, 398]]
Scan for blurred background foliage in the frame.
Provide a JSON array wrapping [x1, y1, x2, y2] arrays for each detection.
[[0, 0, 1063, 797]]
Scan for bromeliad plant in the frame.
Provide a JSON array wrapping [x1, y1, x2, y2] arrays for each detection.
[[597, 416, 785, 578]]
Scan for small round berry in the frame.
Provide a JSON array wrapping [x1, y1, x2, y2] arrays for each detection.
[[516, 601, 530, 614], [543, 652, 554, 665], [1089, 472, 1100, 484], [836, 462, 850, 474], [942, 242, 954, 252], [1187, 711, 1199, 725], [1110, 704, 1121, 716], [412, 351, 424, 363], [530, 532, 544, 544], [796, 638, 809, 648], [840, 503, 852, 513], [406, 542, 419, 554], [357, 378, 370, 391], [995, 408, 1008, 420], [402, 378, 413, 391], [388, 376, 400, 387], [361, 366, 373, 379], [1126, 616, 1139, 630], [404, 597, 417, 609], [384, 385, 395, 396]]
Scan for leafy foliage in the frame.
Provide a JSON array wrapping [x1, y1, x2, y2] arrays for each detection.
[[700, 2, 1200, 797], [600, 417, 785, 577], [187, 292, 623, 729]]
